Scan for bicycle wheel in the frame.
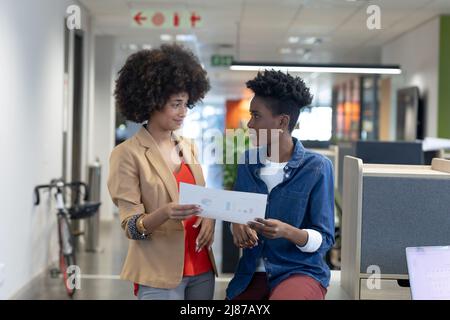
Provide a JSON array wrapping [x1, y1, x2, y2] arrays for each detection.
[[57, 214, 77, 298]]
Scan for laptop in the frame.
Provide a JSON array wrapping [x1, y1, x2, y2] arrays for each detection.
[[406, 246, 450, 300]]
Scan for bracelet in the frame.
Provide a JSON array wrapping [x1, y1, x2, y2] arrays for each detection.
[[137, 214, 149, 236], [128, 214, 149, 240]]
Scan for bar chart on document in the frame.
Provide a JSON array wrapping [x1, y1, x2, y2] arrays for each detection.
[[179, 183, 268, 225]]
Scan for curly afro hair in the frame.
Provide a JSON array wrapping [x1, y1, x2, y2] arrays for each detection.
[[246, 70, 313, 132], [114, 44, 210, 123]]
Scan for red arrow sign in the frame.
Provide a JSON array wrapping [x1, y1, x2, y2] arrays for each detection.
[[134, 12, 147, 25], [190, 12, 201, 27], [131, 10, 203, 28], [174, 12, 180, 27]]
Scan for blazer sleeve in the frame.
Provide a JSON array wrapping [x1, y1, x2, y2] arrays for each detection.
[[107, 145, 146, 238]]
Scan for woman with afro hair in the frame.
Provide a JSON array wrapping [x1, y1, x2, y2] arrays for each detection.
[[226, 70, 335, 300], [108, 44, 217, 300]]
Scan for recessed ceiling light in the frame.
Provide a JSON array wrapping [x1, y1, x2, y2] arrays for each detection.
[[280, 48, 292, 54], [160, 34, 173, 41], [176, 34, 196, 42], [302, 37, 323, 45], [288, 36, 299, 44], [128, 44, 138, 51], [230, 63, 402, 75], [142, 44, 152, 50]]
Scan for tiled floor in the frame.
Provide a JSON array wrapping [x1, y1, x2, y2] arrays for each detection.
[[12, 218, 230, 300], [12, 218, 349, 300]]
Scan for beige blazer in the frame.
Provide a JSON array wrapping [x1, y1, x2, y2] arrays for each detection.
[[107, 126, 217, 289]]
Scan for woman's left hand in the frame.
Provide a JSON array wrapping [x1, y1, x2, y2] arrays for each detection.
[[247, 218, 288, 239], [194, 217, 215, 252]]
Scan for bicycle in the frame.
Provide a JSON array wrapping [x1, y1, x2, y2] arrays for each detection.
[[34, 178, 101, 297]]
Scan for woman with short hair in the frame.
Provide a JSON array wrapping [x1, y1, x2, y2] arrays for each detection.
[[227, 70, 335, 300]]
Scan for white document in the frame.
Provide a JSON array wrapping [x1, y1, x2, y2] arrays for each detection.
[[179, 183, 267, 225]]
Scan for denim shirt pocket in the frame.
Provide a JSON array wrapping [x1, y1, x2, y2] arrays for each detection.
[[274, 189, 309, 227]]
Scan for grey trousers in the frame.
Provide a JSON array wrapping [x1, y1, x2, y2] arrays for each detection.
[[137, 271, 215, 300]]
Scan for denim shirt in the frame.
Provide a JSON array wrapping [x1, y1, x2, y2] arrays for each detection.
[[226, 137, 335, 299]]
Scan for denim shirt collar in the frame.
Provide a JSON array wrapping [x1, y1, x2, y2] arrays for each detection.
[[251, 137, 305, 168]]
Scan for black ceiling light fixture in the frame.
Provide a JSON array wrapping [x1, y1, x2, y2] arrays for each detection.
[[230, 61, 402, 75]]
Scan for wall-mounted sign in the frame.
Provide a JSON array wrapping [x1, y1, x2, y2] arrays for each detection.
[[211, 55, 234, 67], [131, 9, 203, 29]]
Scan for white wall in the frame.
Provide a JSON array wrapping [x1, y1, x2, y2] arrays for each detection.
[[92, 35, 116, 221], [0, 0, 91, 299], [382, 17, 440, 138]]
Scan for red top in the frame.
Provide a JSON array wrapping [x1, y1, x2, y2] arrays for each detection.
[[174, 161, 213, 276], [134, 161, 212, 295]]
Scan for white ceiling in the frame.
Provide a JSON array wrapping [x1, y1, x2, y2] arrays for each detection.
[[79, 0, 450, 100]]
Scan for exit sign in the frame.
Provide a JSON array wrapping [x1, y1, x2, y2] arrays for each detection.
[[131, 9, 203, 29], [211, 55, 233, 67]]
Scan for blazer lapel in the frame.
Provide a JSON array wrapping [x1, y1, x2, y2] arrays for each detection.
[[136, 127, 179, 203]]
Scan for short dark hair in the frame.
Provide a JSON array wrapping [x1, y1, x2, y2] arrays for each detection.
[[246, 70, 313, 132], [114, 44, 210, 123]]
